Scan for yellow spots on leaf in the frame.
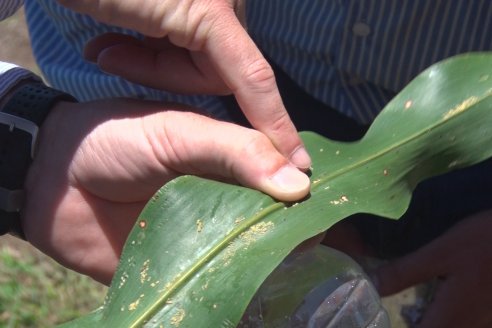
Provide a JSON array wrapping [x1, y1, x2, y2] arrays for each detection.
[[383, 169, 389, 176], [150, 280, 160, 288], [151, 192, 160, 202], [118, 271, 129, 289], [170, 308, 186, 327], [128, 294, 145, 311], [312, 179, 321, 184], [404, 100, 413, 110], [159, 281, 173, 293], [239, 222, 274, 246], [443, 96, 480, 119], [234, 217, 245, 224], [223, 221, 275, 266], [222, 243, 237, 267], [335, 150, 340, 155], [159, 271, 183, 293], [158, 271, 184, 293], [139, 220, 147, 229], [140, 259, 150, 284], [128, 300, 139, 311], [330, 195, 349, 205], [448, 160, 460, 168], [319, 148, 324, 152], [196, 219, 204, 233]]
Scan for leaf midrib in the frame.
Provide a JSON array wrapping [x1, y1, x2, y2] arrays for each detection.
[[129, 90, 491, 327], [312, 92, 492, 192]]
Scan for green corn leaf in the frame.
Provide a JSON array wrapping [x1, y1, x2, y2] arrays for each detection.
[[60, 53, 492, 327]]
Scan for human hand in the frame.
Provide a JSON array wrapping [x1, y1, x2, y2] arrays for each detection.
[[22, 98, 310, 285], [57, 0, 311, 169], [373, 210, 492, 328]]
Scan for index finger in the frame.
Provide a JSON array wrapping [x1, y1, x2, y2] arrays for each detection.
[[203, 8, 312, 169]]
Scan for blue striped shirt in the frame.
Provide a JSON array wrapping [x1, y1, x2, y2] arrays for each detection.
[[2, 1, 492, 123], [246, 0, 492, 122]]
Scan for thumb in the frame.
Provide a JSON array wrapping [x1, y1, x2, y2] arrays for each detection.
[[152, 110, 311, 202]]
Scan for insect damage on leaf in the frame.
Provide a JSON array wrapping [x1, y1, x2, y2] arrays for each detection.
[[140, 260, 151, 284], [239, 222, 275, 246], [196, 219, 204, 232], [330, 195, 349, 205], [170, 308, 186, 327], [118, 271, 130, 289], [128, 294, 145, 311], [443, 96, 480, 119], [221, 221, 275, 267], [139, 220, 147, 229]]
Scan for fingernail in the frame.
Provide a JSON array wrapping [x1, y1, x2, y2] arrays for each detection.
[[290, 147, 311, 170], [269, 165, 310, 200]]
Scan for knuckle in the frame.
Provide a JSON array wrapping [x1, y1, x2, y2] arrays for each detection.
[[241, 131, 271, 158], [267, 109, 293, 135], [240, 59, 277, 93], [164, 1, 216, 49], [239, 130, 282, 170]]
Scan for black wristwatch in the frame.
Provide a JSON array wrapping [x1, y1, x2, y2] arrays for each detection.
[[0, 82, 76, 238]]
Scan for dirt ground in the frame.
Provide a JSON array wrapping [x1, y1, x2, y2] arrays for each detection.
[[0, 9, 38, 72], [0, 7, 422, 328]]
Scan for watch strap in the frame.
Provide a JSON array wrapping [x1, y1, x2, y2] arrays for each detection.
[[0, 82, 76, 238], [2, 82, 76, 125]]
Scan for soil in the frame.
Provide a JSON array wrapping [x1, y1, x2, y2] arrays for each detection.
[[0, 8, 39, 72]]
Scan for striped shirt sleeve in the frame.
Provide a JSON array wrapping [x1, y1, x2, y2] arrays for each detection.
[[0, 0, 24, 20], [0, 62, 41, 105]]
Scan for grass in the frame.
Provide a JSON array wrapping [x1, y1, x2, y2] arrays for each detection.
[[0, 236, 107, 328]]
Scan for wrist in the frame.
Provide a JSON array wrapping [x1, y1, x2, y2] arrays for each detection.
[[0, 78, 40, 109], [0, 82, 76, 238]]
